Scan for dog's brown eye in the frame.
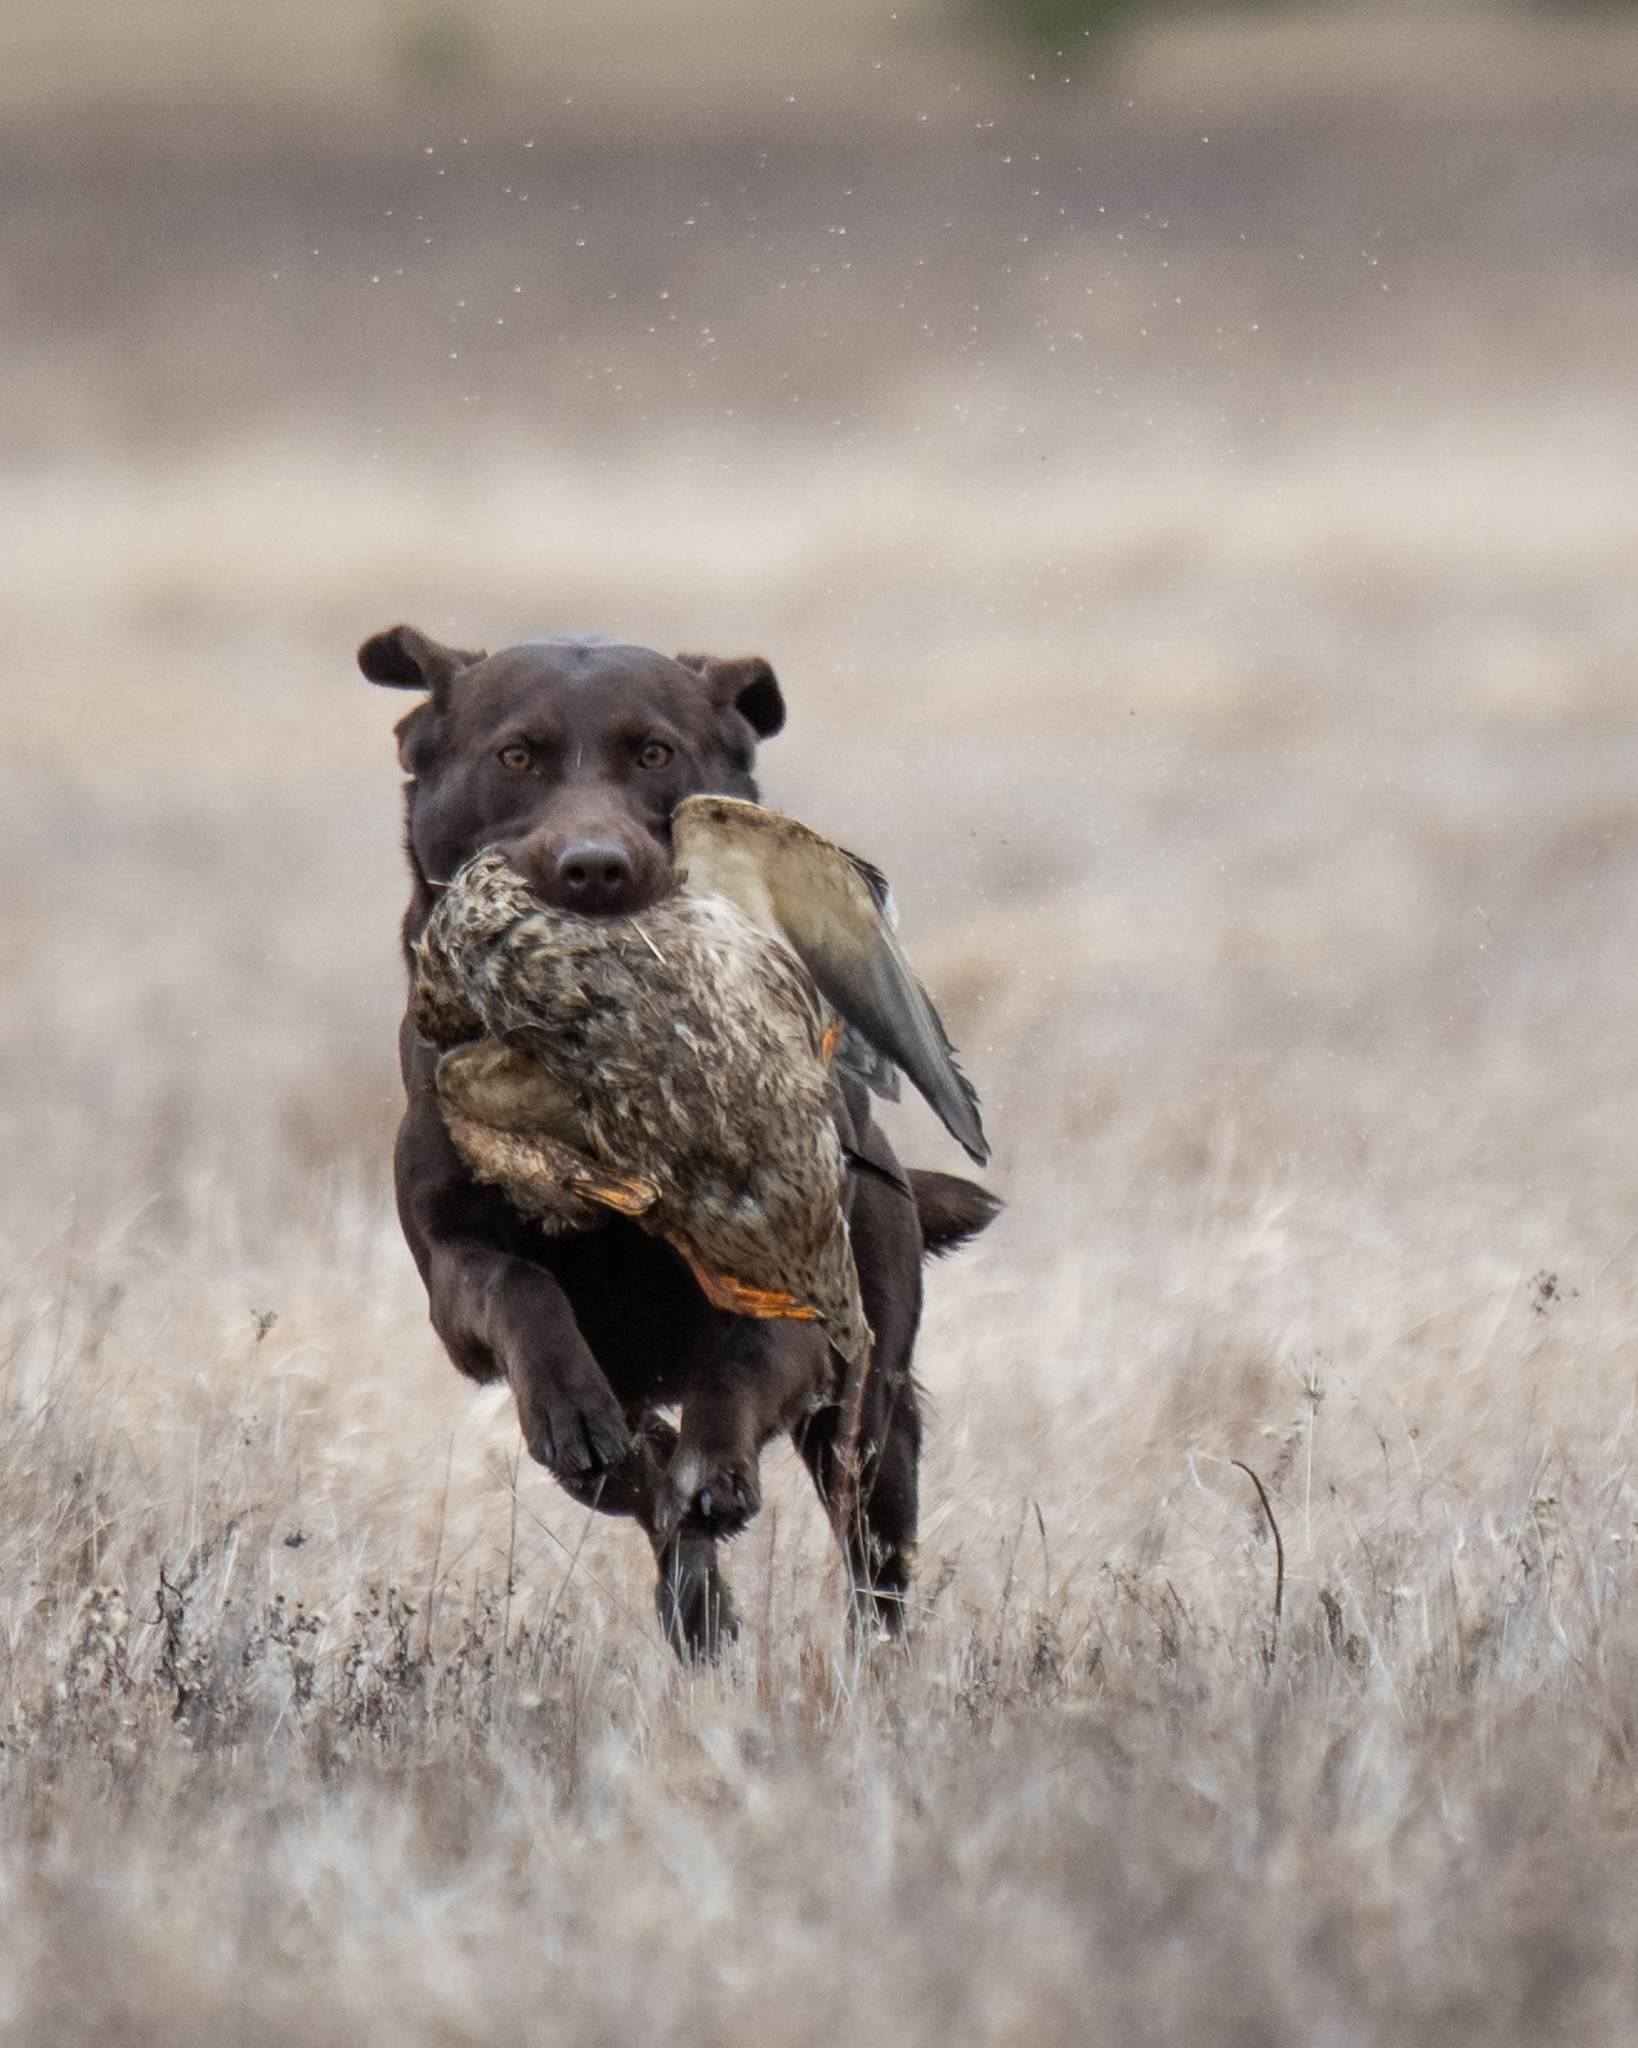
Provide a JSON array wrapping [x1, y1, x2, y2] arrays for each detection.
[[638, 740, 673, 770], [498, 743, 532, 773]]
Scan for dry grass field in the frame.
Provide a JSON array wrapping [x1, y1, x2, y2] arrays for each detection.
[[8, 7, 1638, 2040]]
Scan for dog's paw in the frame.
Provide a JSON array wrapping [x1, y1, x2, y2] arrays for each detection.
[[523, 1384, 635, 1498], [661, 1446, 761, 1542]]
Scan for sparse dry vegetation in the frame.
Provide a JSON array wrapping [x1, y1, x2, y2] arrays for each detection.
[[8, 10, 1638, 2041]]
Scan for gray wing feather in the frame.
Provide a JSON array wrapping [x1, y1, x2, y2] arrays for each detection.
[[800, 894, 989, 1166], [674, 797, 989, 1164], [835, 1023, 901, 1102]]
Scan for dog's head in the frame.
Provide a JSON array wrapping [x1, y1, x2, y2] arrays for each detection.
[[359, 626, 785, 930]]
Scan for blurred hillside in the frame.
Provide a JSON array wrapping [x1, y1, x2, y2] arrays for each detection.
[[9, 0, 1638, 1200], [9, 0, 1638, 112], [9, 1, 1638, 469]]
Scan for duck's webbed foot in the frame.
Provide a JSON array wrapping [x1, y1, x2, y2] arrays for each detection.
[[564, 1165, 659, 1216], [671, 1241, 822, 1323]]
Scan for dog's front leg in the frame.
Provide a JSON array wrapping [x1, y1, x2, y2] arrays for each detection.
[[577, 1412, 740, 1661], [421, 1233, 636, 1500], [651, 1529, 738, 1661], [396, 1084, 639, 1504], [658, 1320, 831, 1543]]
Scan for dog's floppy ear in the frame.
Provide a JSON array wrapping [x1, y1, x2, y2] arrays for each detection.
[[358, 624, 485, 701], [676, 652, 786, 739]]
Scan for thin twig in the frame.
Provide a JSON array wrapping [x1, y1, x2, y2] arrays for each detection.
[[539, 1484, 601, 1651], [421, 1430, 456, 1660], [993, 1497, 1028, 1662], [498, 1469, 668, 1654], [760, 1501, 779, 1671], [1231, 1459, 1285, 1671], [501, 1446, 520, 1665]]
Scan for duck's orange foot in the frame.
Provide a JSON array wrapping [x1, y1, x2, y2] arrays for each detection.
[[676, 1244, 823, 1323], [821, 1016, 845, 1066], [565, 1166, 660, 1216]]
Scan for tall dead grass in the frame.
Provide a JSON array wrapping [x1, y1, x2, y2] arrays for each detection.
[[5, 1169, 1638, 2044]]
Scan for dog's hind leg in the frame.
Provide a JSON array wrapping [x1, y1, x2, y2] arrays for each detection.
[[793, 1362, 922, 1640], [651, 1529, 739, 1660], [610, 1411, 738, 1661], [853, 1368, 922, 1635], [792, 1132, 927, 1638]]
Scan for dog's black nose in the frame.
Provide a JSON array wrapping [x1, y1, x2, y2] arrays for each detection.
[[555, 840, 636, 914]]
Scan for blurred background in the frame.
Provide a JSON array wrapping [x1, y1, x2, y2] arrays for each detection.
[[7, 0, 1638, 1610]]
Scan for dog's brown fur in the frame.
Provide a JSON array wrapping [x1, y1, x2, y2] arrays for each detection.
[[360, 626, 999, 1656]]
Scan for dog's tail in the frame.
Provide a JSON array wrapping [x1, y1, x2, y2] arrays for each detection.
[[908, 1169, 1003, 1257]]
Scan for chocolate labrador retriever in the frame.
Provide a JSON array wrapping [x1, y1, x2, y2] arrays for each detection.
[[360, 625, 998, 1657]]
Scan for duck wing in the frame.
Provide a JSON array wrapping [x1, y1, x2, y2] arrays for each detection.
[[436, 1041, 659, 1217], [834, 1023, 901, 1103], [672, 795, 989, 1166], [434, 1039, 584, 1141]]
